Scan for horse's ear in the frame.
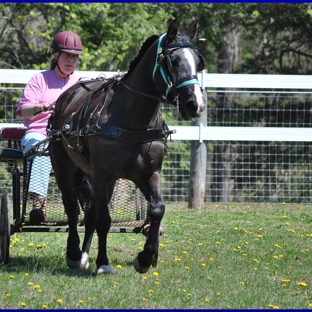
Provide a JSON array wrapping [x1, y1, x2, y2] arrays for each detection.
[[165, 19, 179, 45], [184, 19, 199, 42]]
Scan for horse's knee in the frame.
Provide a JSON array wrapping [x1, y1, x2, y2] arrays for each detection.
[[149, 201, 165, 221]]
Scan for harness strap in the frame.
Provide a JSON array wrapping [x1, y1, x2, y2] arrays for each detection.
[[84, 124, 168, 144]]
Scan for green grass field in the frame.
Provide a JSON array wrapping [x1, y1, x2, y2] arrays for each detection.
[[0, 202, 312, 309]]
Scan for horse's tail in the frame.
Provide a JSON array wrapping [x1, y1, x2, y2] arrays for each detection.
[[73, 169, 93, 212]]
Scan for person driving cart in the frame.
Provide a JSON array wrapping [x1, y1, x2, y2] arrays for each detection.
[[16, 30, 83, 224]]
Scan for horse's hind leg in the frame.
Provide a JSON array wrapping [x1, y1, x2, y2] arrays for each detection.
[[92, 173, 115, 275], [134, 172, 165, 273], [50, 143, 82, 268], [74, 169, 95, 269]]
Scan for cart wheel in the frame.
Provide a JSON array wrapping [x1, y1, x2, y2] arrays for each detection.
[[0, 188, 10, 264]]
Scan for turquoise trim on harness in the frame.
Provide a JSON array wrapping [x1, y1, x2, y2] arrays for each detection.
[[176, 79, 199, 89]]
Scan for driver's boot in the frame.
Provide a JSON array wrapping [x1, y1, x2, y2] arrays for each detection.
[[29, 192, 47, 224]]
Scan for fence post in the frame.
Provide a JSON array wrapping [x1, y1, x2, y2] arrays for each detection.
[[188, 85, 207, 208]]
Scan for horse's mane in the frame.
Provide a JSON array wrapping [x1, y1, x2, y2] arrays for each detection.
[[123, 34, 159, 79]]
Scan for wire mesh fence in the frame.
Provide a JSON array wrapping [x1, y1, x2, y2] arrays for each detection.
[[1, 81, 312, 204]]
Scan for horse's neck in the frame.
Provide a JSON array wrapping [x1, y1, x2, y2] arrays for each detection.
[[109, 43, 164, 129]]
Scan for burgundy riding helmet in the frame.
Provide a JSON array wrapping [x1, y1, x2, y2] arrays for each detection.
[[51, 30, 83, 55]]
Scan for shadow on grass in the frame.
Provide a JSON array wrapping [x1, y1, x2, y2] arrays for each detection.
[[1, 254, 139, 277]]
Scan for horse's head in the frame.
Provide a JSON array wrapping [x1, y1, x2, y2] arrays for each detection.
[[153, 19, 205, 121]]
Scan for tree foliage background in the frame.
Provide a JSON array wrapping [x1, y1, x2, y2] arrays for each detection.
[[2, 3, 312, 74]]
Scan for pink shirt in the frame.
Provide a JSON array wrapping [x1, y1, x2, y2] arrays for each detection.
[[16, 69, 81, 136]]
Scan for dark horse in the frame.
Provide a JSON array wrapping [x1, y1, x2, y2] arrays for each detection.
[[48, 19, 205, 274]]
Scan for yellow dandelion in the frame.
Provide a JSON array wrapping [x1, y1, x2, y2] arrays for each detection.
[[182, 250, 188, 254], [9, 275, 14, 279], [138, 246, 143, 250], [153, 272, 159, 276], [113, 281, 118, 285], [205, 298, 210, 302], [309, 303, 312, 307], [185, 266, 190, 270], [216, 241, 221, 245], [29, 242, 34, 247], [142, 275, 147, 279], [149, 289, 154, 293], [116, 264, 123, 269], [57, 299, 62, 303], [298, 282, 307, 287], [187, 293, 191, 297], [21, 247, 25, 251], [239, 281, 245, 285], [143, 298, 148, 302], [38, 289, 43, 293], [79, 299, 84, 303], [28, 282, 34, 286], [42, 305, 48, 309], [24, 273, 29, 276], [201, 263, 206, 267], [21, 302, 26, 307], [198, 243, 203, 246], [34, 284, 40, 289], [175, 258, 181, 262]]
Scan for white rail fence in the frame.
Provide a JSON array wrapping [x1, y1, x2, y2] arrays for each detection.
[[1, 69, 312, 141]]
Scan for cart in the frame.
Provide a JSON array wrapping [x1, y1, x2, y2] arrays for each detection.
[[0, 126, 149, 264]]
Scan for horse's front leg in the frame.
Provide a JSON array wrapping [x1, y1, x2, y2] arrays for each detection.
[[134, 172, 165, 273], [63, 195, 82, 269]]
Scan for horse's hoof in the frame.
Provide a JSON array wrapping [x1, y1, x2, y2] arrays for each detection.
[[142, 224, 163, 237], [80, 252, 89, 269], [95, 265, 113, 275], [66, 255, 81, 269], [134, 257, 150, 273]]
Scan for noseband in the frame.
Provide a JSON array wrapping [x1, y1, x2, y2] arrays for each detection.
[[119, 32, 205, 107]]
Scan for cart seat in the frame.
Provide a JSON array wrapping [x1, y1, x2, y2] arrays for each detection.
[[0, 147, 24, 162], [0, 127, 26, 162], [0, 127, 26, 141], [0, 126, 26, 150]]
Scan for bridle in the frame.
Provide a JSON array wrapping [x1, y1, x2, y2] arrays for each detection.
[[119, 32, 205, 107], [152, 32, 205, 106]]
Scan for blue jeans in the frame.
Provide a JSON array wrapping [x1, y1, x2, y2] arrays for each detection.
[[21, 132, 51, 198]]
